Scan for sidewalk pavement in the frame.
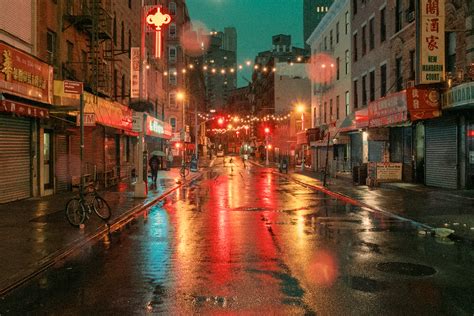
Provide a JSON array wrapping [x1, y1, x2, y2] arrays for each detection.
[[0, 168, 204, 296], [250, 159, 474, 241]]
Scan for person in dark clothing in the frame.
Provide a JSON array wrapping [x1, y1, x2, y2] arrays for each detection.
[[149, 155, 159, 189]]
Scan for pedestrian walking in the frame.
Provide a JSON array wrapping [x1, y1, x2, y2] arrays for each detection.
[[149, 154, 159, 189], [243, 153, 248, 167]]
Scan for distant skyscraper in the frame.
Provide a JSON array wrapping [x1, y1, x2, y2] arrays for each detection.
[[204, 28, 238, 110], [303, 0, 334, 48]]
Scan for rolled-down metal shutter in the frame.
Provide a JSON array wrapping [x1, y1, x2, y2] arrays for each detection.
[[351, 133, 362, 166], [55, 135, 69, 192], [0, 116, 31, 203], [425, 117, 458, 189]]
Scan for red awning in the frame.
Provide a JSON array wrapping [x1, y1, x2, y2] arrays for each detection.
[[0, 98, 49, 119]]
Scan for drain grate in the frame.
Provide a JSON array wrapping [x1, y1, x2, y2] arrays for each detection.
[[376, 262, 436, 276]]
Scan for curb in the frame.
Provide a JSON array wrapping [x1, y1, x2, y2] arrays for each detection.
[[249, 160, 433, 231], [0, 172, 204, 298]]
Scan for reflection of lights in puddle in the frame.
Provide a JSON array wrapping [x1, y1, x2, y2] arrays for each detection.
[[308, 250, 339, 286]]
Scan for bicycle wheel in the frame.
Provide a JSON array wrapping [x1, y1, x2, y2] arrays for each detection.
[[180, 166, 189, 177], [65, 198, 86, 227], [93, 196, 111, 220]]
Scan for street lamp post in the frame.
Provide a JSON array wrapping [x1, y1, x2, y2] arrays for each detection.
[[297, 104, 305, 171], [265, 127, 270, 166], [177, 92, 185, 164]]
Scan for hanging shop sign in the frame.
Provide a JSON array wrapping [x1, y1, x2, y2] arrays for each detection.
[[146, 115, 172, 139], [145, 6, 171, 59], [443, 81, 474, 109], [130, 47, 140, 99], [406, 87, 441, 120], [368, 91, 408, 127], [82, 93, 133, 131], [416, 0, 445, 84], [0, 98, 49, 118], [0, 41, 53, 104]]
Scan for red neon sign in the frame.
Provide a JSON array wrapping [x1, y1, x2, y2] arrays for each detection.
[[145, 6, 172, 59]]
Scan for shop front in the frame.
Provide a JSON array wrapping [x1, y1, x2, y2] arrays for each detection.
[[441, 81, 474, 189], [0, 41, 53, 202], [54, 85, 136, 189], [145, 115, 172, 170]]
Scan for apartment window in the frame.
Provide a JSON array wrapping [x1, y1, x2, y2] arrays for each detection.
[[324, 101, 327, 123], [128, 30, 132, 57], [335, 57, 339, 80], [330, 99, 333, 120], [128, 0, 131, 9], [395, 0, 403, 32], [362, 25, 366, 56], [46, 30, 56, 64], [362, 74, 367, 106], [121, 75, 125, 100], [169, 23, 177, 38], [336, 95, 340, 119], [353, 0, 357, 16], [170, 117, 177, 132], [446, 32, 456, 74], [169, 92, 176, 108], [113, 15, 117, 45], [369, 70, 375, 101], [81, 50, 87, 79], [345, 50, 349, 74], [380, 8, 386, 42], [324, 36, 327, 50], [66, 40, 73, 63], [113, 69, 118, 99], [345, 11, 349, 34], [353, 80, 358, 109], [369, 18, 375, 50], [409, 50, 416, 79], [169, 46, 177, 63], [345, 91, 350, 115], [169, 68, 177, 85], [380, 64, 387, 97], [121, 21, 125, 51], [353, 33, 358, 62], [169, 2, 177, 15], [330, 30, 333, 49], [336, 22, 340, 43], [396, 57, 403, 91]]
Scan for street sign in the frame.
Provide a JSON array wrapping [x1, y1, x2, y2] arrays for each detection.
[[132, 111, 144, 132], [64, 80, 83, 94]]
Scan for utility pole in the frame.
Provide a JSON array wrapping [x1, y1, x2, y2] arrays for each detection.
[[134, 1, 147, 198]]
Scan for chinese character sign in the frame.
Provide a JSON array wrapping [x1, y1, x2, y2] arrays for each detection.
[[130, 47, 140, 99], [417, 0, 445, 84]]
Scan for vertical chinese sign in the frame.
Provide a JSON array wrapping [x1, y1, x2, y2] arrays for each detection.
[[417, 0, 445, 84], [130, 47, 140, 98]]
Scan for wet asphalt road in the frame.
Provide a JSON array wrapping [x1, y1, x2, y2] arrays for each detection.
[[1, 157, 474, 315]]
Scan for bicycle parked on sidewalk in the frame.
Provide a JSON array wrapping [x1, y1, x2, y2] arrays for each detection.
[[180, 161, 190, 178], [65, 182, 112, 227]]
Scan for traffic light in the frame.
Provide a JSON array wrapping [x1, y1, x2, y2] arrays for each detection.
[[218, 117, 224, 125], [264, 127, 270, 134]]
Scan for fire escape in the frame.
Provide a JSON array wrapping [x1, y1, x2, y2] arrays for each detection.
[[63, 0, 113, 97]]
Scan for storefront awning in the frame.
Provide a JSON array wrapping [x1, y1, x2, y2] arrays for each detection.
[[0, 94, 49, 119]]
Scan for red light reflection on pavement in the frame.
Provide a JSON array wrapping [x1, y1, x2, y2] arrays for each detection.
[[308, 250, 339, 287]]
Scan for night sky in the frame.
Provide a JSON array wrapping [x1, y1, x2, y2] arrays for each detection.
[[186, 0, 304, 87]]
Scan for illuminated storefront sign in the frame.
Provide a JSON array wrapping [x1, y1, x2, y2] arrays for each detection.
[[417, 0, 445, 84], [146, 115, 172, 139], [145, 6, 171, 59], [0, 41, 53, 104]]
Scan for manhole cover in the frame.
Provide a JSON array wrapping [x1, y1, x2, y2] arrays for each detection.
[[376, 262, 436, 276]]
